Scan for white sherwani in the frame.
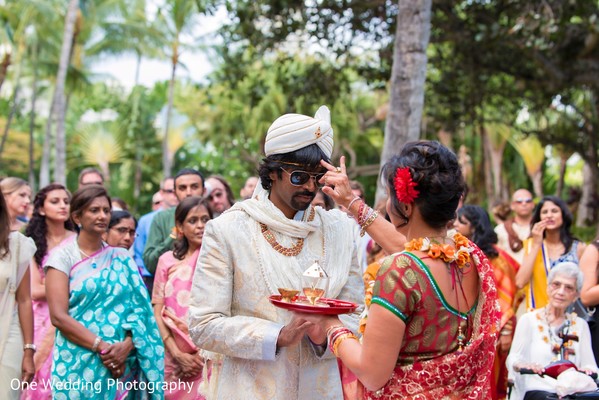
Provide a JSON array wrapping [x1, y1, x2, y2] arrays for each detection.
[[188, 191, 363, 400]]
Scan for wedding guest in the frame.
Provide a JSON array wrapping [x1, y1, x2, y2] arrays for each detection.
[[0, 193, 36, 399], [152, 197, 212, 399], [1, 177, 32, 232], [44, 185, 164, 398], [507, 262, 598, 400], [516, 196, 586, 309], [22, 184, 75, 400]]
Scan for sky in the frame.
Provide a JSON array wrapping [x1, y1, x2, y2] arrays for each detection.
[[90, 6, 227, 90]]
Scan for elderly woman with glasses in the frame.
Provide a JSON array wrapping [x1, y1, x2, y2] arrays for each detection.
[[507, 262, 598, 400]]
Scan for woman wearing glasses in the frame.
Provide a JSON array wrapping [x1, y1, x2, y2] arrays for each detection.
[[507, 262, 597, 400], [516, 196, 586, 310], [104, 210, 137, 250], [22, 184, 75, 400]]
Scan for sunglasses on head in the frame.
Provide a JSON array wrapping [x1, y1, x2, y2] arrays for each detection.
[[280, 168, 325, 187]]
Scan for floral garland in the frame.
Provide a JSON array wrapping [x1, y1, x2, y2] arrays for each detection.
[[404, 231, 473, 269], [394, 167, 419, 204], [536, 308, 578, 359], [358, 231, 473, 335]]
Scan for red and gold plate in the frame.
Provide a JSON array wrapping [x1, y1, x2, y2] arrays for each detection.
[[269, 295, 358, 315]]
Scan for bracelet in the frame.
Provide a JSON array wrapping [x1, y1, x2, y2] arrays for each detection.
[[23, 343, 37, 352], [331, 332, 358, 357], [356, 202, 366, 225], [500, 330, 513, 336], [91, 336, 102, 353], [162, 334, 172, 343], [346, 197, 361, 215], [360, 211, 379, 237], [327, 326, 354, 354], [326, 325, 346, 338]]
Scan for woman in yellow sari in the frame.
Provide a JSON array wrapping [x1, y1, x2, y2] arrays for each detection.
[[516, 196, 586, 310]]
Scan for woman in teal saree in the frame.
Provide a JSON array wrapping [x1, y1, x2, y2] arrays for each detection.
[[45, 185, 163, 399]]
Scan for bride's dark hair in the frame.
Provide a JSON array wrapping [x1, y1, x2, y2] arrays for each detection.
[[382, 141, 465, 229]]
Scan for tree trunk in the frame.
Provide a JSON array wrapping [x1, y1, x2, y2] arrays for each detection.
[[162, 58, 177, 178], [0, 52, 11, 94], [556, 156, 567, 199], [481, 126, 494, 206], [531, 170, 543, 200], [482, 126, 507, 204], [131, 88, 142, 213], [0, 50, 24, 158], [134, 52, 142, 87], [0, 83, 20, 157], [28, 44, 39, 191], [376, 0, 432, 202], [576, 161, 598, 227], [52, 0, 79, 185], [39, 99, 55, 188]]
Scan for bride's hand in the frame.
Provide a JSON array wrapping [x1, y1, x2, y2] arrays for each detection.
[[319, 156, 355, 209]]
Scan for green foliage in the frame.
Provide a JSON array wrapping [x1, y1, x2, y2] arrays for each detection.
[[172, 50, 386, 199]]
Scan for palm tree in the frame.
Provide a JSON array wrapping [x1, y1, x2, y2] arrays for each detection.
[[156, 0, 201, 177], [39, 0, 79, 186], [377, 0, 432, 202]]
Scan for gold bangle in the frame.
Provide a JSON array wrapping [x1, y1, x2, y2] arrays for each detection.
[[332, 332, 358, 357], [360, 211, 379, 237], [162, 334, 172, 342]]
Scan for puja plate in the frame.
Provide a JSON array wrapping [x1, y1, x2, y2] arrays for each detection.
[[269, 295, 358, 315]]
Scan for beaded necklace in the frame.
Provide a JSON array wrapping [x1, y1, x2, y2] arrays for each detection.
[[260, 207, 316, 257]]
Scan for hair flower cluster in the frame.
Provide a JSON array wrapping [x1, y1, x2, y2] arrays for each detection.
[[404, 231, 473, 269], [394, 167, 419, 204]]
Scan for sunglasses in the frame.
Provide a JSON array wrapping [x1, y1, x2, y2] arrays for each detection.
[[514, 198, 533, 204], [280, 168, 325, 187]]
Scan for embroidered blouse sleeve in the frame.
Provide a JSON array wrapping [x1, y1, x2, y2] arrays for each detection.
[[371, 253, 422, 323]]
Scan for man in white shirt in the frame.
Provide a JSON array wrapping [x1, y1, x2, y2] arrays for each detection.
[[494, 188, 535, 264]]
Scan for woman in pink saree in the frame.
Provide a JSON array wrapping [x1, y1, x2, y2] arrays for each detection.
[[22, 184, 75, 400], [152, 196, 212, 399], [296, 141, 499, 399]]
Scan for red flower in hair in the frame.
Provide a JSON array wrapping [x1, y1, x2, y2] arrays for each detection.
[[394, 167, 419, 204]]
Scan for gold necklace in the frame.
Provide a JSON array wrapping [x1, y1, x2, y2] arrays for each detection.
[[260, 207, 315, 257]]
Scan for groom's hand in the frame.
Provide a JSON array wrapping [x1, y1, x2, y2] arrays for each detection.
[[277, 317, 313, 348]]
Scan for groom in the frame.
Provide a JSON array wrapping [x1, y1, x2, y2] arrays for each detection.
[[188, 106, 363, 399]]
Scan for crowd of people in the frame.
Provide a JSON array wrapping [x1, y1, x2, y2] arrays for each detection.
[[0, 105, 599, 399]]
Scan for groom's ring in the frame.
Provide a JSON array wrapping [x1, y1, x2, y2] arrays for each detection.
[[336, 167, 342, 173], [110, 363, 115, 368]]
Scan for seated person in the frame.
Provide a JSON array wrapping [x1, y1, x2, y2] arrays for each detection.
[[507, 262, 598, 400]]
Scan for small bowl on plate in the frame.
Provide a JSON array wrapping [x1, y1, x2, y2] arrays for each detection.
[[277, 288, 299, 303]]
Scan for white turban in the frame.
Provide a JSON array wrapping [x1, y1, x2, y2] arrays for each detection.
[[264, 105, 334, 158]]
